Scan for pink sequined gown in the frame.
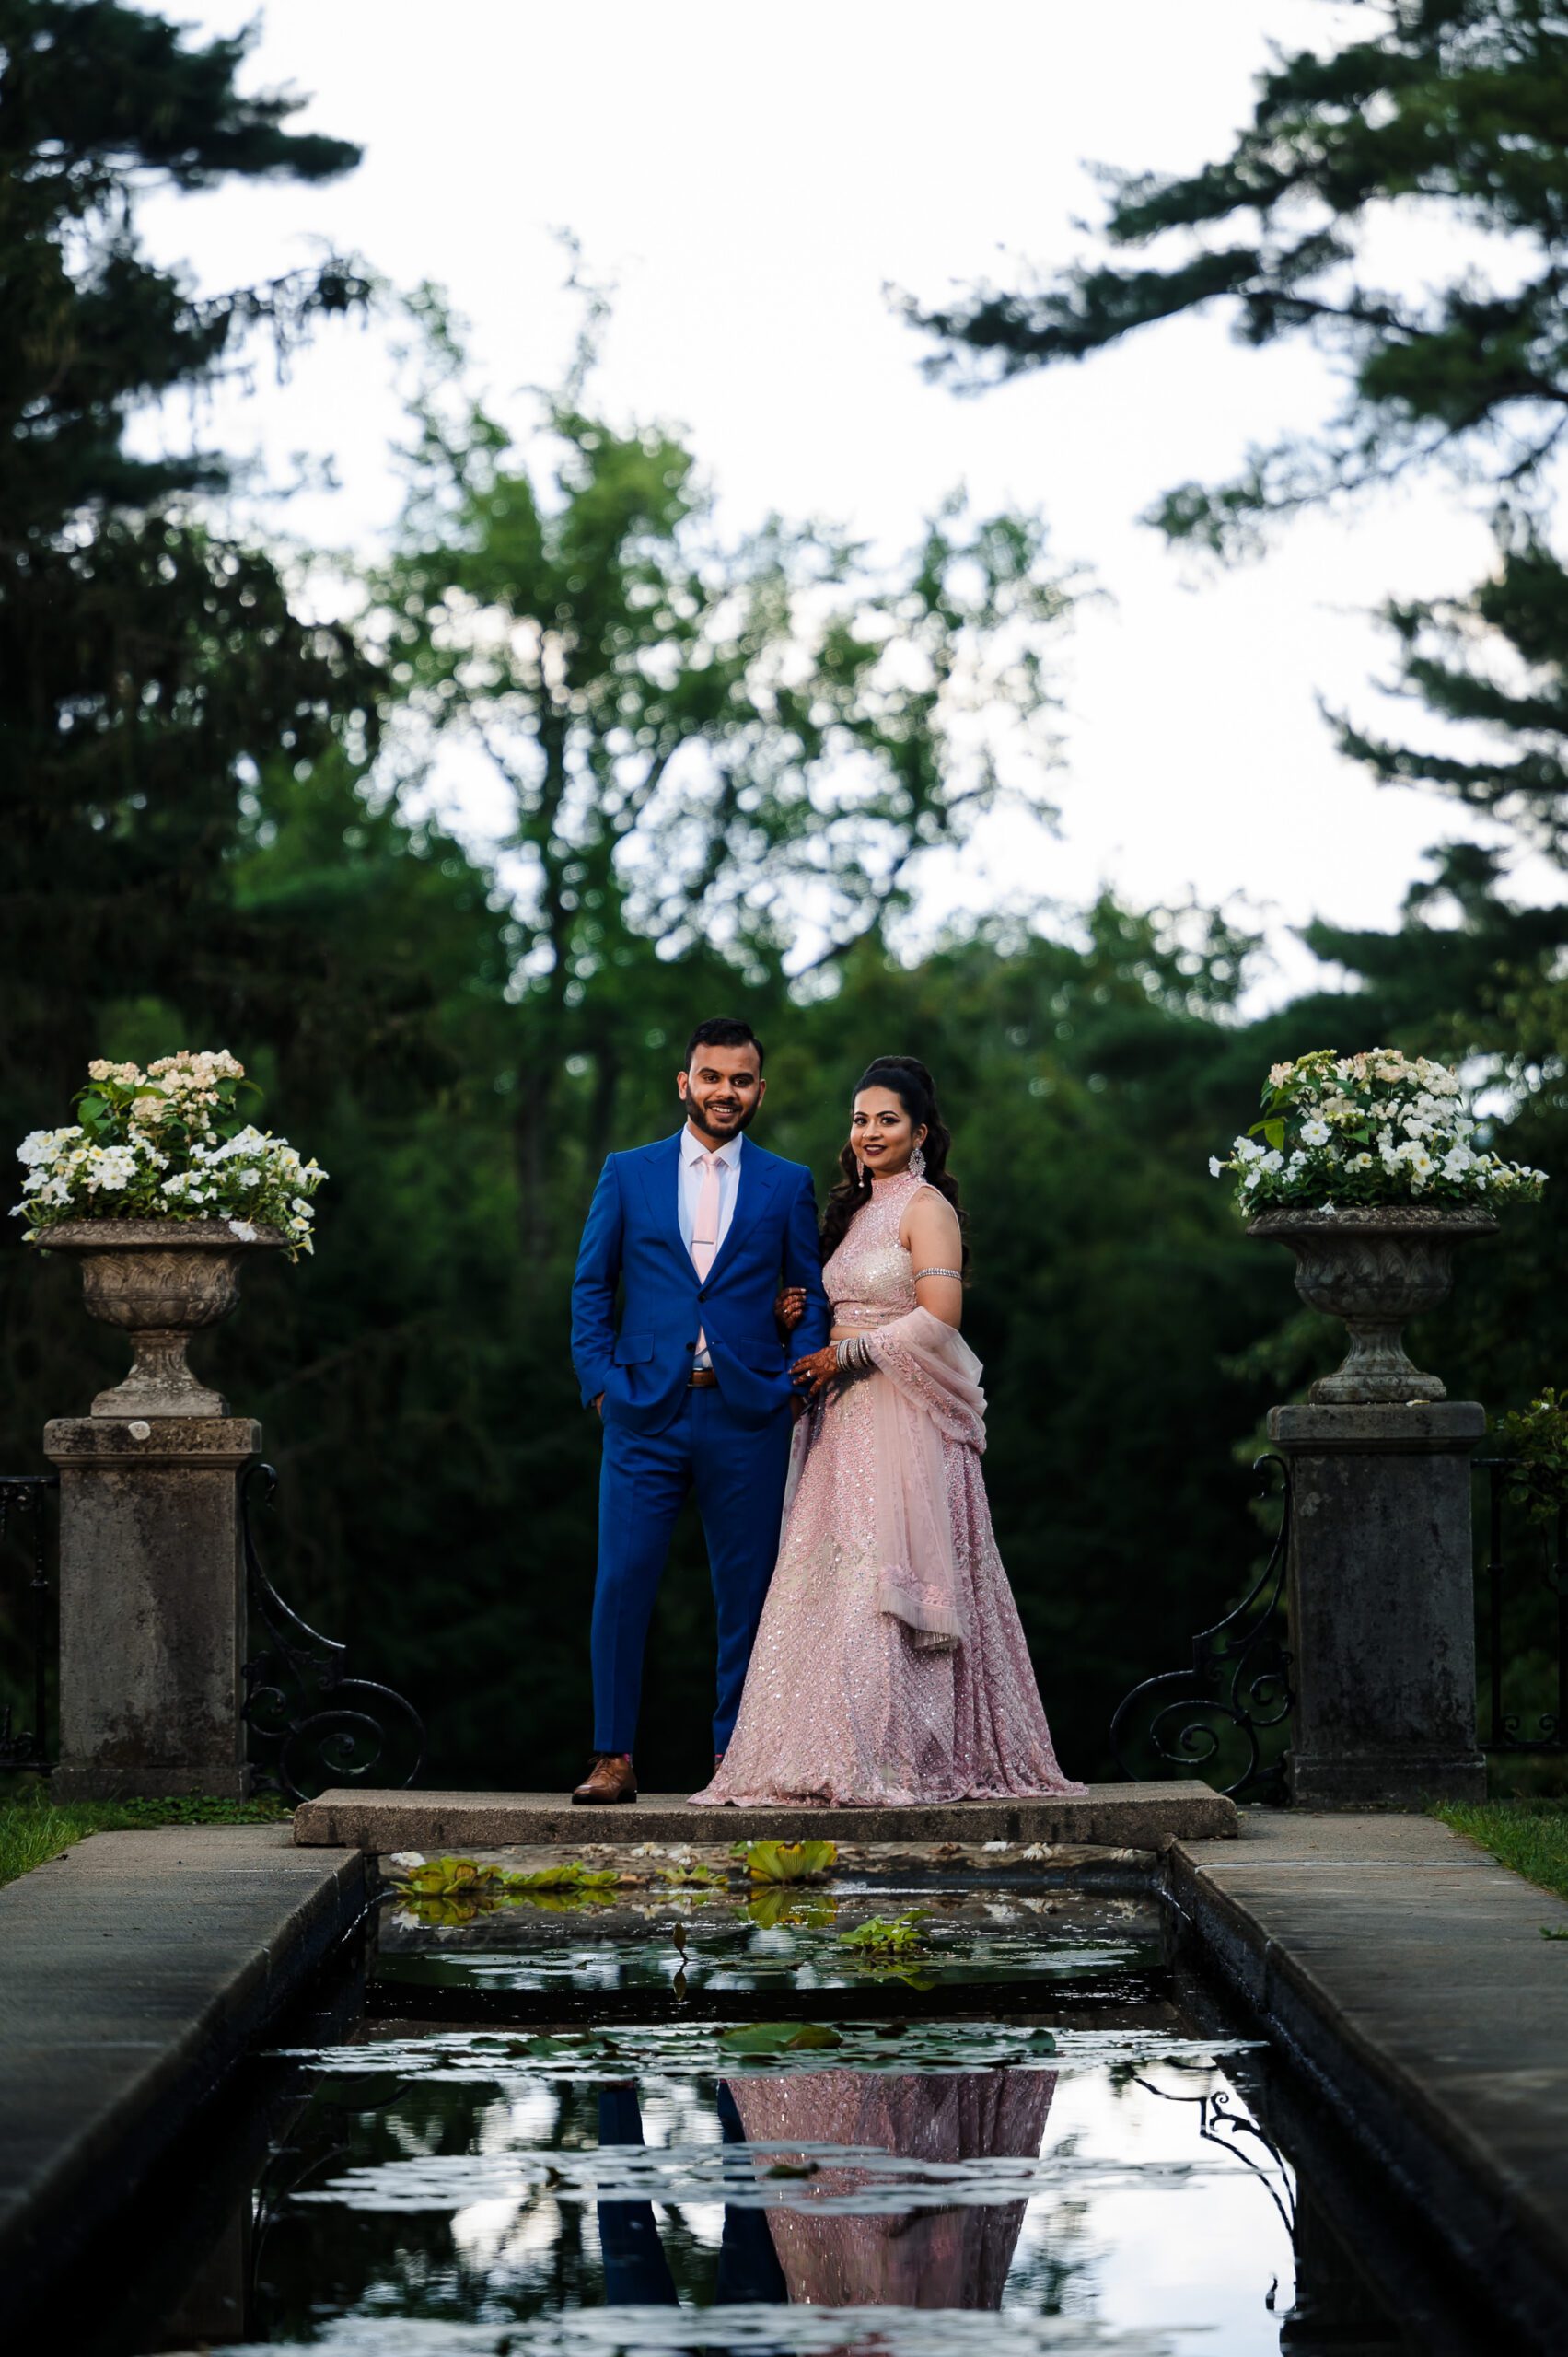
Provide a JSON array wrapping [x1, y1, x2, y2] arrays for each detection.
[[726, 2068, 1057, 2309], [692, 1170, 1082, 1805]]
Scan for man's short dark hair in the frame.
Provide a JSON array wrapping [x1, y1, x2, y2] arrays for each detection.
[[684, 1016, 764, 1074]]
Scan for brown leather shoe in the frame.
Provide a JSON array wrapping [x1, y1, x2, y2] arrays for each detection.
[[572, 1752, 638, 1805]]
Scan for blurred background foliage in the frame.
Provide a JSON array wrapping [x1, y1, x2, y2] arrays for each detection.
[[4, 0, 1568, 1791]]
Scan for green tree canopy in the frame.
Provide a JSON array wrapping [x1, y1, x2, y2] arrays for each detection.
[[372, 294, 1083, 1237]]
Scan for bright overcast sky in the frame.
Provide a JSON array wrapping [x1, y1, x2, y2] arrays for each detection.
[[134, 0, 1560, 1004]]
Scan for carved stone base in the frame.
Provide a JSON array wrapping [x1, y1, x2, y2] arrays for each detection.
[[1268, 1401, 1487, 1810], [43, 1416, 261, 1799], [90, 1329, 227, 1419]]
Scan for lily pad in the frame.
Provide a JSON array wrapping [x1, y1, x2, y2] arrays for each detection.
[[718, 2021, 845, 2054], [839, 1911, 931, 1955], [501, 1863, 621, 1892], [747, 1889, 839, 1931], [731, 1839, 839, 1883], [397, 1856, 497, 1896]]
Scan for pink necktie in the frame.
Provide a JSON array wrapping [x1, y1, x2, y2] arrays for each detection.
[[691, 1151, 722, 1355]]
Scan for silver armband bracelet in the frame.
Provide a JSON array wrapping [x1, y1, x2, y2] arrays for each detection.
[[912, 1266, 962, 1282]]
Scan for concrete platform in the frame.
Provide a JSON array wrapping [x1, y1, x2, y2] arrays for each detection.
[[1171, 1812, 1568, 2351], [0, 1825, 364, 2310], [291, 1779, 1236, 1852]]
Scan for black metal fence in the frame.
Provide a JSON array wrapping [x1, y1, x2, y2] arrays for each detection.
[[1475, 1457, 1568, 1756], [1109, 1449, 1568, 1797], [0, 1474, 56, 1773], [240, 1462, 425, 1805], [1109, 1454, 1295, 1803], [5, 1443, 1562, 1801], [0, 1459, 423, 1802]]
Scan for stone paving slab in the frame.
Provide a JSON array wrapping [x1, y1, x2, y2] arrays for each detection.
[[0, 1825, 365, 2310], [1171, 1811, 1568, 2352], [293, 1780, 1235, 1852]]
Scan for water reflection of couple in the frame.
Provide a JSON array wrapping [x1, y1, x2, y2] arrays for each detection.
[[569, 1018, 1082, 1805], [598, 2070, 1058, 2314]]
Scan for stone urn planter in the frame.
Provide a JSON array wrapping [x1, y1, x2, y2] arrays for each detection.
[[1247, 1204, 1498, 1404], [35, 1219, 285, 1418]]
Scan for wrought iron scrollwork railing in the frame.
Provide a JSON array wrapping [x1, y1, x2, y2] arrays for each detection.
[[0, 1473, 57, 1774], [1109, 1453, 1294, 1803], [241, 1462, 425, 1805], [1475, 1457, 1568, 1754]]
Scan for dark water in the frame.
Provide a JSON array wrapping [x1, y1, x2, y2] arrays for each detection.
[[64, 1880, 1491, 2357]]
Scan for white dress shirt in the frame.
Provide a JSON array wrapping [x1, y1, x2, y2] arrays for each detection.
[[679, 1126, 743, 1368]]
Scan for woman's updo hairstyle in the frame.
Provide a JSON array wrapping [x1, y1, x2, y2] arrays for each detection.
[[819, 1054, 970, 1273]]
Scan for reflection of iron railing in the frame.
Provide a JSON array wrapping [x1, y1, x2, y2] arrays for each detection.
[[0, 1474, 57, 1774], [241, 1462, 425, 1805], [1109, 1455, 1294, 1803], [1133, 2073, 1296, 2240], [1475, 1458, 1567, 1755]]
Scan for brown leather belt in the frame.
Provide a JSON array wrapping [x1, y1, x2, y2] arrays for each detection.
[[689, 1368, 720, 1389]]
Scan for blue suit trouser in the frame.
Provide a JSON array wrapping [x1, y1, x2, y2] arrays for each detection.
[[593, 1385, 793, 1755], [596, 2083, 787, 2306]]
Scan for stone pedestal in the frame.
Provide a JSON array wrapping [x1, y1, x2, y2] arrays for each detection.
[[43, 1416, 261, 1799], [1268, 1402, 1486, 1809]]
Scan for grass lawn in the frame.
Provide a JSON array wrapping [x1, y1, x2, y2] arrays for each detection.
[[1435, 1798, 1568, 1908], [0, 1783, 290, 1889]]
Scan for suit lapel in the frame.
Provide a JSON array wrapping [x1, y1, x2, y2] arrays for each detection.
[[704, 1137, 778, 1285], [633, 1132, 686, 1255]]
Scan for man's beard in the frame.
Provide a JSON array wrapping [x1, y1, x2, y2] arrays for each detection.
[[685, 1091, 759, 1137]]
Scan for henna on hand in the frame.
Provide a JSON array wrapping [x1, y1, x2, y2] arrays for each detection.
[[789, 1343, 841, 1401], [774, 1284, 807, 1339]]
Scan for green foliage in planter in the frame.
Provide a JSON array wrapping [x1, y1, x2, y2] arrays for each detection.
[[1211, 1048, 1546, 1215]]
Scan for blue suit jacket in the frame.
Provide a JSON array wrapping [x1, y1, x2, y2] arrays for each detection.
[[571, 1132, 831, 1433]]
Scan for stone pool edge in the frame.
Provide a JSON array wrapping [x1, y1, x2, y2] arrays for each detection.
[[0, 1826, 366, 2314], [1167, 1814, 1568, 2354], [292, 1780, 1236, 1852]]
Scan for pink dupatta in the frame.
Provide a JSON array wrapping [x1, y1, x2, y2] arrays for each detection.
[[865, 1306, 985, 1648], [783, 1306, 987, 1652]]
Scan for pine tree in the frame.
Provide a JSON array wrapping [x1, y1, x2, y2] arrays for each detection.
[[914, 0, 1568, 551], [0, 0, 374, 1109]]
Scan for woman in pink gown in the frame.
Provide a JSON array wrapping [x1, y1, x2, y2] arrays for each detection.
[[694, 1056, 1080, 1806]]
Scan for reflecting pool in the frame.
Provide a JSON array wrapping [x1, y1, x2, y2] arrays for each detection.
[[86, 1874, 1490, 2356]]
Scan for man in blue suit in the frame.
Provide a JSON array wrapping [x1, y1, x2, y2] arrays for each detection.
[[569, 1016, 830, 1803]]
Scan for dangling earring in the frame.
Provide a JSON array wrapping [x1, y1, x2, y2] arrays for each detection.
[[909, 1144, 926, 1180]]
